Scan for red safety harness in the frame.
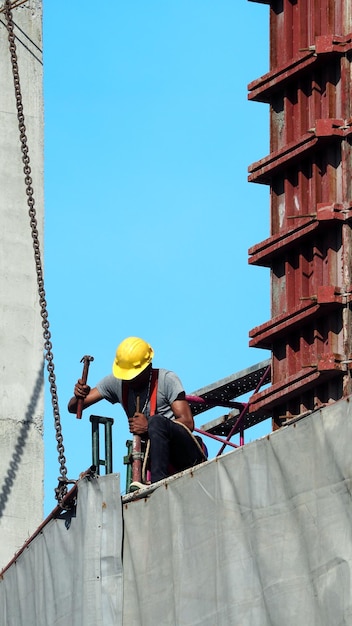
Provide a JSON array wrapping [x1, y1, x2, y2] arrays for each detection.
[[121, 368, 159, 417]]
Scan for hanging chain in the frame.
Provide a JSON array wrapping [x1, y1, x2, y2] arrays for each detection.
[[4, 0, 70, 505]]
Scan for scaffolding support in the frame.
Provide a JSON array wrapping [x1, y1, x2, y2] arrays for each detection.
[[89, 415, 114, 475]]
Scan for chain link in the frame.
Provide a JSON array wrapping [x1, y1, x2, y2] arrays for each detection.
[[4, 0, 70, 505]]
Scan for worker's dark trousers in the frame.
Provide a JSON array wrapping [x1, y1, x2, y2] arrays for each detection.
[[147, 413, 205, 483]]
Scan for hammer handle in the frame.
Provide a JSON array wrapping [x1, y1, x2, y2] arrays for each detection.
[[76, 356, 93, 419]]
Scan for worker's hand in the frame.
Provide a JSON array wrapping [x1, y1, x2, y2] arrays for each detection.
[[74, 378, 91, 399], [128, 412, 148, 435]]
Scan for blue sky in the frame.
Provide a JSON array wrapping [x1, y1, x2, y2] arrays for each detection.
[[43, 1, 270, 514]]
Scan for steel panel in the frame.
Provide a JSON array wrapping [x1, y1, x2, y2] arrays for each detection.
[[248, 0, 352, 424]]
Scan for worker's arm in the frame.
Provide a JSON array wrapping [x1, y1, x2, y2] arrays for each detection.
[[67, 379, 103, 414], [171, 395, 194, 431], [128, 393, 194, 434]]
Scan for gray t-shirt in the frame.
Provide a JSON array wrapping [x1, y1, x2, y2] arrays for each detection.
[[96, 368, 184, 420]]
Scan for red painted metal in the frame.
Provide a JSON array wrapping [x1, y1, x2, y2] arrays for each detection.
[[248, 0, 352, 426], [216, 364, 271, 455], [194, 427, 239, 450]]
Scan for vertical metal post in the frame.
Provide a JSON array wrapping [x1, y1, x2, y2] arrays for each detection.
[[124, 440, 133, 493], [89, 415, 114, 475], [132, 396, 142, 483], [91, 417, 100, 472], [104, 418, 113, 474], [131, 435, 143, 483]]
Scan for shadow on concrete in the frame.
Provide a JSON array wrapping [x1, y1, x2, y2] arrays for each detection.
[[0, 360, 43, 519], [0, 14, 43, 66]]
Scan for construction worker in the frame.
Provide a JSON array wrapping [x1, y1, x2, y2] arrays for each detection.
[[68, 337, 206, 487]]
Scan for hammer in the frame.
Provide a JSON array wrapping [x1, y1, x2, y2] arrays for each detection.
[[76, 355, 94, 419]]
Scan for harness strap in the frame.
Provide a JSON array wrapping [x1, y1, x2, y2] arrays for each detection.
[[121, 368, 159, 416], [149, 368, 159, 416]]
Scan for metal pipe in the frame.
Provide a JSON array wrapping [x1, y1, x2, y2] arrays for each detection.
[[131, 396, 142, 483], [105, 419, 113, 474], [90, 417, 100, 473], [194, 427, 239, 449], [216, 364, 271, 456]]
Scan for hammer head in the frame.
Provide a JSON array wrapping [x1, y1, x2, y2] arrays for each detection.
[[76, 355, 95, 419], [80, 355, 94, 364]]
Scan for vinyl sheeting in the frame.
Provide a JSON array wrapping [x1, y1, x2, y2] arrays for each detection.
[[2, 398, 352, 625], [0, 473, 123, 626], [122, 398, 352, 625]]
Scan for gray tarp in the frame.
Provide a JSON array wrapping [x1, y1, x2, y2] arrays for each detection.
[[2, 397, 352, 625], [123, 398, 352, 625], [0, 473, 123, 626]]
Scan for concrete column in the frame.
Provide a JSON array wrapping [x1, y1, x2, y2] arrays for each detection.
[[0, 0, 44, 567]]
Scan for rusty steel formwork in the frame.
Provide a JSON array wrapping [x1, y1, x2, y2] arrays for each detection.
[[247, 0, 352, 426]]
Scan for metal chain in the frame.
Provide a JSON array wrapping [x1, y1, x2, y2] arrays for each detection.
[[4, 0, 70, 505]]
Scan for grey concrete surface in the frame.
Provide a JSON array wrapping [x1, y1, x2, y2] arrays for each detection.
[[0, 0, 44, 567]]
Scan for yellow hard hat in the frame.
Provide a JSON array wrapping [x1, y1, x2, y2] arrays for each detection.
[[112, 337, 154, 380]]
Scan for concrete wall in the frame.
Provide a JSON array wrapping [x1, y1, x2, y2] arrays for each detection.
[[0, 0, 44, 567]]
